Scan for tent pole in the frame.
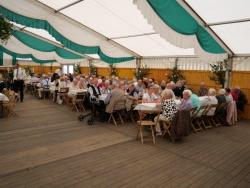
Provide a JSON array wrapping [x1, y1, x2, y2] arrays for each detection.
[[136, 58, 141, 79], [225, 56, 233, 88]]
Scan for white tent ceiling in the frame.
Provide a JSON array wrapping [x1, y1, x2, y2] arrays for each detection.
[[34, 0, 195, 57], [185, 0, 250, 55], [1, 0, 250, 63], [37, 0, 250, 56]]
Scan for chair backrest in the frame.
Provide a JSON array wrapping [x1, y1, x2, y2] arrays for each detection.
[[113, 98, 126, 111], [203, 104, 218, 116], [190, 107, 198, 117], [60, 87, 69, 93], [75, 92, 86, 100]]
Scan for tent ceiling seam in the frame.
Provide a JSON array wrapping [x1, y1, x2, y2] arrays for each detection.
[[110, 32, 157, 40], [207, 18, 250, 27], [55, 0, 84, 13]]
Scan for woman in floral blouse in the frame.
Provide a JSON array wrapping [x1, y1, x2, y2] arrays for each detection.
[[154, 89, 177, 136]]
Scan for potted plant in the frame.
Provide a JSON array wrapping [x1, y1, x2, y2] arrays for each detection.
[[166, 65, 184, 83], [0, 16, 13, 43], [134, 65, 150, 80], [89, 62, 97, 76], [209, 60, 228, 88], [73, 63, 81, 74], [109, 64, 117, 76]]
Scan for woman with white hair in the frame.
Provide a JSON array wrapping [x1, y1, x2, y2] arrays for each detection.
[[154, 89, 177, 136], [216, 88, 227, 105], [201, 88, 218, 116], [179, 90, 193, 111]]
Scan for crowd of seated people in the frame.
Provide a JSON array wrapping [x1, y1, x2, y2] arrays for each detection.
[[0, 69, 248, 127]]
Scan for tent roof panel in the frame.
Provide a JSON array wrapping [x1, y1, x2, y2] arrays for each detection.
[[186, 0, 250, 24], [38, 0, 78, 10], [60, 0, 154, 38], [114, 34, 194, 57], [211, 22, 250, 54]]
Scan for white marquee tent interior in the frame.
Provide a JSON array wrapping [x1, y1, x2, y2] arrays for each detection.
[[1, 0, 250, 71]]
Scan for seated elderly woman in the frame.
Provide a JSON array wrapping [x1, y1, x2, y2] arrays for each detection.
[[154, 89, 178, 136], [225, 88, 233, 102], [216, 89, 227, 104], [179, 90, 193, 110], [201, 88, 218, 116]]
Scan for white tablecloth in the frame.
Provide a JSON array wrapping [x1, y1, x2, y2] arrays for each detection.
[[0, 93, 9, 102], [134, 98, 201, 111], [134, 103, 160, 111], [68, 89, 87, 96]]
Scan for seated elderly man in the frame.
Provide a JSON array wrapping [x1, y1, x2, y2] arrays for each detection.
[[88, 78, 101, 101], [179, 90, 193, 110], [37, 74, 51, 99], [106, 82, 125, 115], [142, 86, 160, 103], [154, 89, 178, 136], [135, 79, 145, 97]]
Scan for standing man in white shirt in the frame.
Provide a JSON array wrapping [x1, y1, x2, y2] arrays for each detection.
[[13, 63, 26, 102]]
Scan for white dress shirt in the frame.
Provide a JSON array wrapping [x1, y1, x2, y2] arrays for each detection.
[[13, 68, 26, 80]]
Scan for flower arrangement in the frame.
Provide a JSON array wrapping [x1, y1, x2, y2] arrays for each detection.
[[166, 65, 184, 83], [24, 65, 33, 76], [209, 60, 228, 88], [109, 64, 117, 76], [89, 62, 97, 76], [134, 65, 150, 80], [73, 63, 81, 74]]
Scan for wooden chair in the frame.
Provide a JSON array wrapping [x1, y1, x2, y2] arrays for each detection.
[[108, 99, 126, 127], [74, 92, 86, 112], [214, 102, 228, 126], [58, 87, 69, 104], [161, 119, 171, 137], [206, 104, 219, 127], [194, 105, 210, 130], [42, 86, 50, 100], [136, 110, 160, 144], [200, 105, 217, 129], [3, 91, 17, 118], [190, 107, 203, 133]]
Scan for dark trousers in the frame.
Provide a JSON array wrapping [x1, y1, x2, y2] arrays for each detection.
[[14, 80, 24, 102]]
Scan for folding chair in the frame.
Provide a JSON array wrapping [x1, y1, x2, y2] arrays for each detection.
[[214, 102, 228, 126], [136, 110, 160, 144], [42, 86, 50, 100], [200, 105, 215, 129], [161, 119, 171, 137], [74, 92, 86, 112], [58, 87, 69, 104], [3, 91, 18, 118], [108, 99, 126, 127], [206, 104, 219, 127], [190, 107, 203, 133]]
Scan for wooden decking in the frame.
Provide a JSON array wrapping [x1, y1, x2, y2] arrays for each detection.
[[0, 95, 250, 187]]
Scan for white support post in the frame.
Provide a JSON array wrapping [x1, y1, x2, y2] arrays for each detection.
[[225, 56, 233, 88], [135, 58, 141, 79]]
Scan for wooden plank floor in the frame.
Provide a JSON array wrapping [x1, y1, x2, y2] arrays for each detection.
[[0, 95, 250, 188]]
